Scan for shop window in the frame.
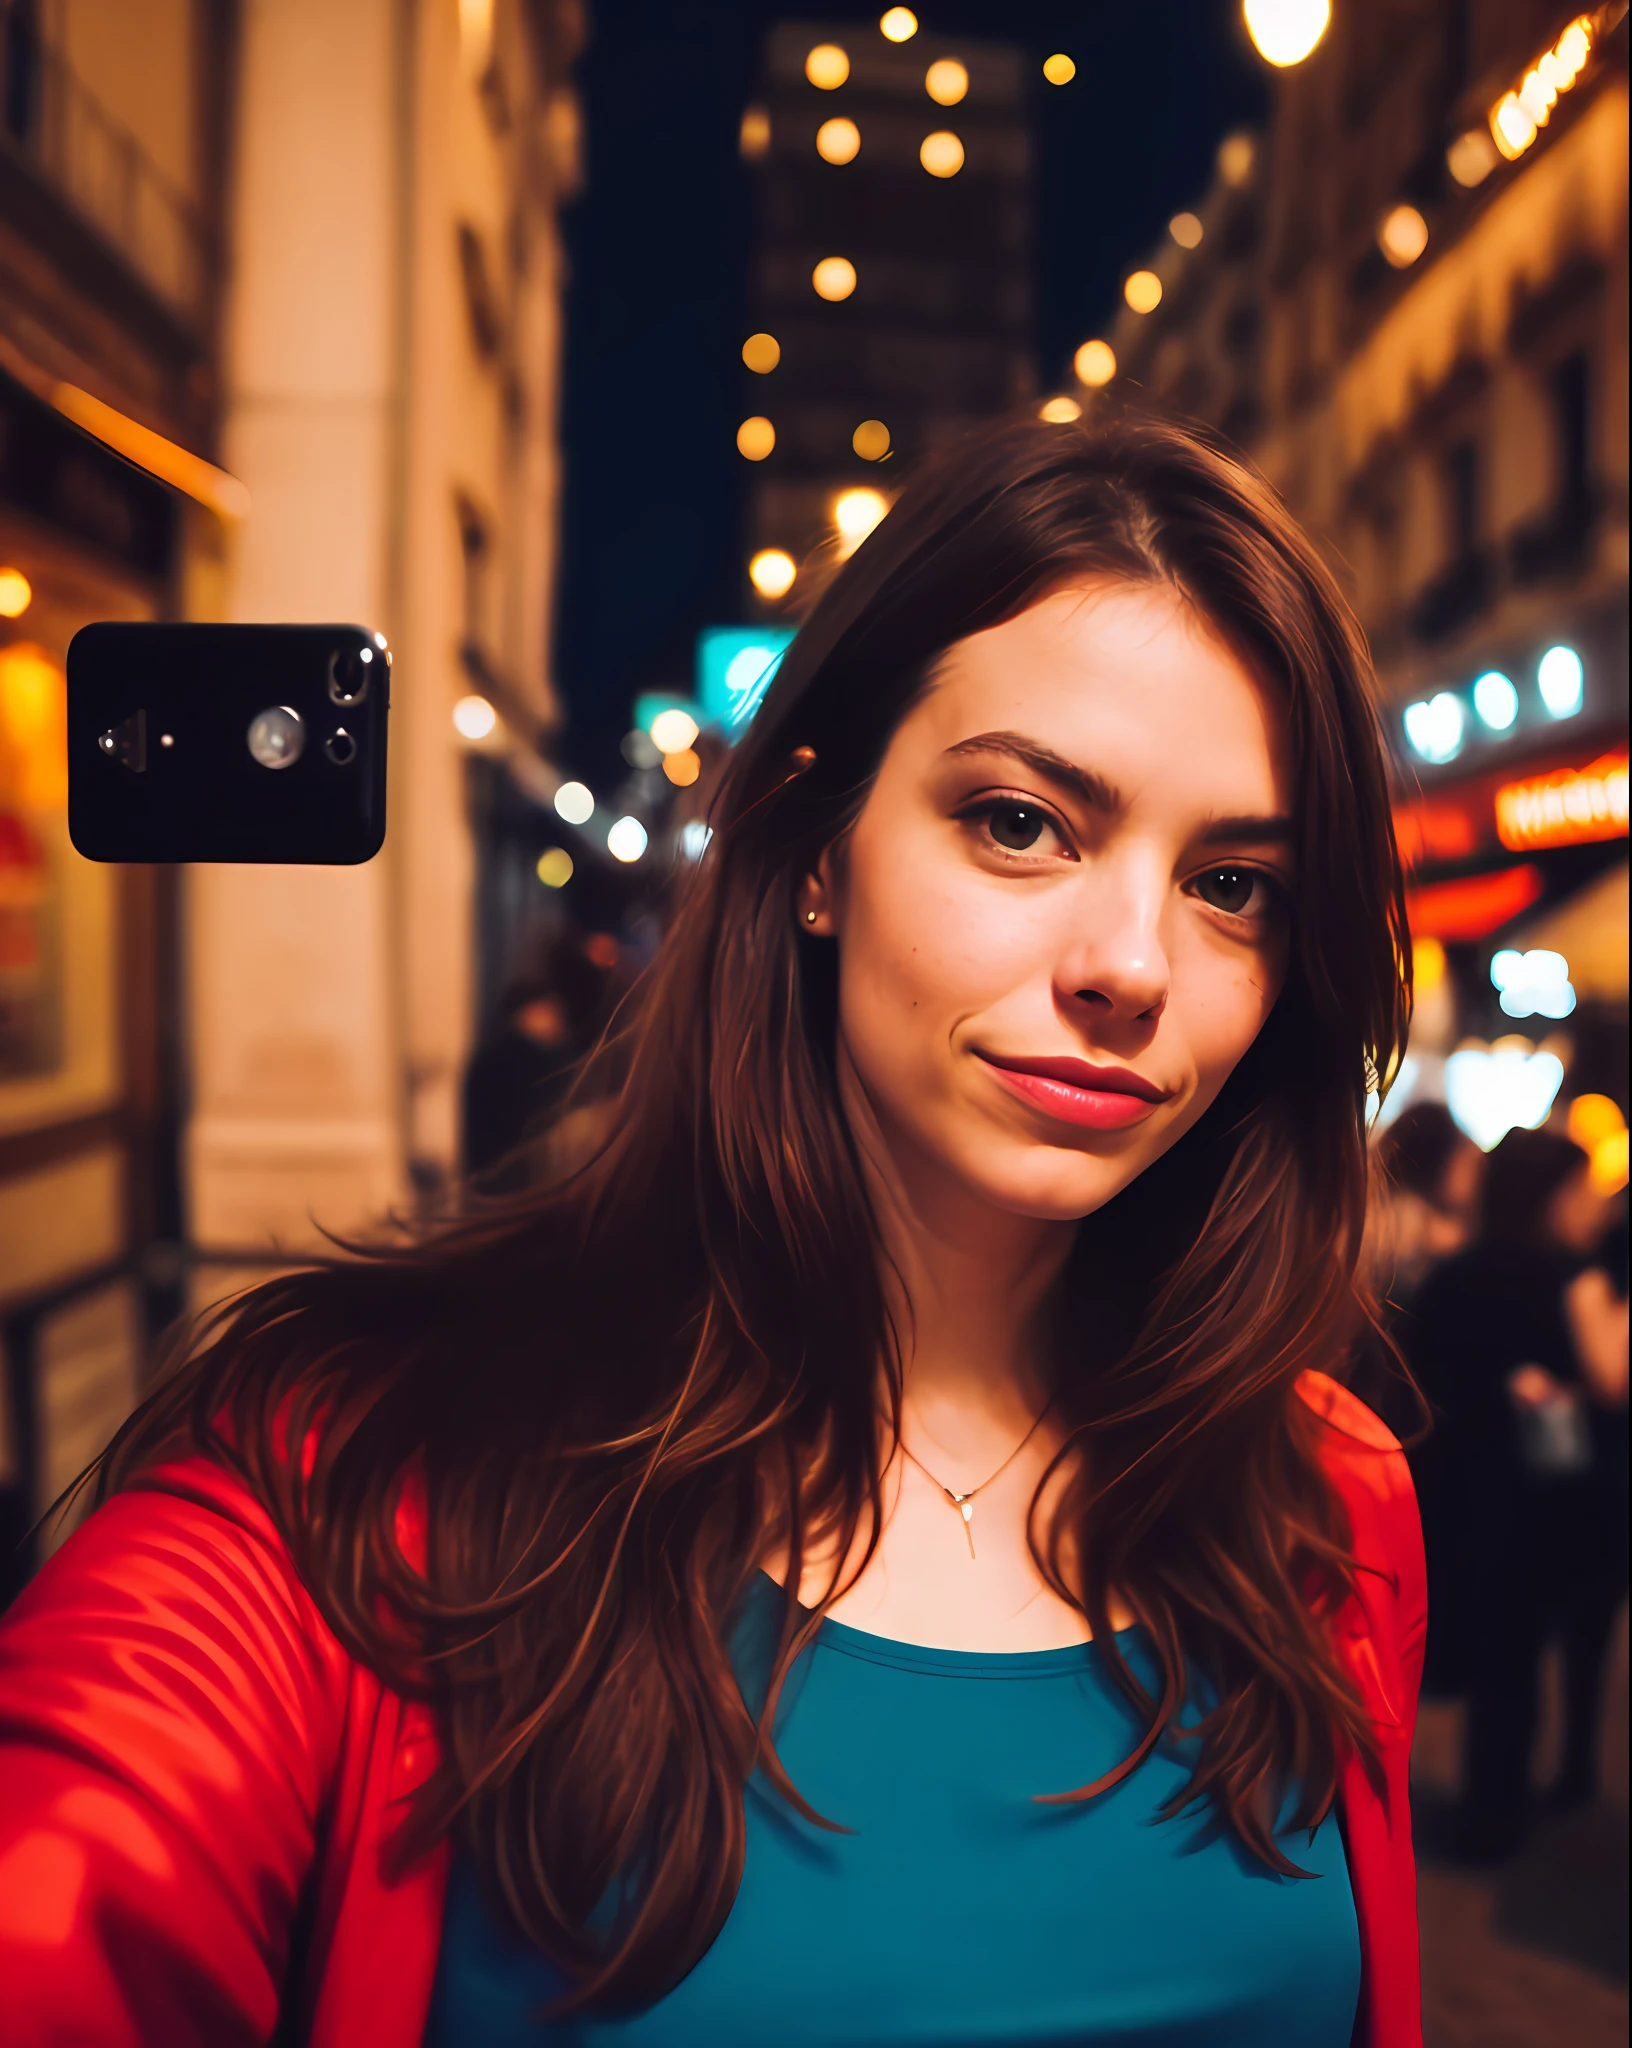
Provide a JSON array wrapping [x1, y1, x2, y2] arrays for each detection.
[[0, 644, 65, 1080]]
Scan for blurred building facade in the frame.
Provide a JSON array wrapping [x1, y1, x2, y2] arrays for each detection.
[[1103, 0, 1628, 1158], [738, 17, 1033, 609], [0, 0, 580, 1590]]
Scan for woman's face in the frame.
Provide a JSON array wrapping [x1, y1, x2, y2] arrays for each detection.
[[807, 582, 1295, 1224]]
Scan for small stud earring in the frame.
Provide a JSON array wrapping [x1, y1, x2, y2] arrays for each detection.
[[805, 910, 818, 925]]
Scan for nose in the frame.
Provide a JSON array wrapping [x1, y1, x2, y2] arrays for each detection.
[[1056, 858, 1170, 1027]]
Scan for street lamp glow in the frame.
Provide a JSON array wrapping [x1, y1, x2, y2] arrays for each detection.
[[1378, 204, 1429, 268], [817, 116, 861, 164], [554, 780, 595, 824], [749, 548, 797, 599], [1039, 396, 1082, 423], [924, 59, 968, 106], [1169, 211, 1204, 249], [919, 130, 964, 178], [1403, 692, 1465, 764], [742, 332, 780, 373], [1242, 0, 1331, 67], [1073, 339, 1116, 386], [812, 256, 857, 301], [852, 418, 891, 460], [607, 815, 648, 863], [1472, 671, 1518, 731], [650, 707, 699, 754], [879, 7, 918, 41], [805, 43, 849, 89], [1537, 644, 1584, 718], [0, 567, 31, 618], [1042, 53, 1075, 85], [834, 487, 888, 555], [453, 693, 497, 740], [736, 415, 776, 460], [1124, 270, 1163, 314]]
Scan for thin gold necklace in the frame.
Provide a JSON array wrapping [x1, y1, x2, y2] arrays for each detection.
[[893, 1402, 1053, 1560]]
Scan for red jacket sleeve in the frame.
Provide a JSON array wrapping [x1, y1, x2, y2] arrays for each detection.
[[0, 1462, 351, 2047]]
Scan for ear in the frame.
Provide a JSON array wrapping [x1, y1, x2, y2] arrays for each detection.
[[795, 869, 832, 935]]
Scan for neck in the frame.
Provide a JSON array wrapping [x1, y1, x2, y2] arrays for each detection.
[[836, 1042, 1076, 1449]]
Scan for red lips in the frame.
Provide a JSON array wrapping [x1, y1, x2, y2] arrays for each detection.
[[975, 1052, 1173, 1131]]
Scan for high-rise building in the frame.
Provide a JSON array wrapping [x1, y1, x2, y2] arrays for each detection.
[[736, 17, 1034, 612]]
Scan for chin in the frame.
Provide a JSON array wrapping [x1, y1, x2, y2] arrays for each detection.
[[953, 1141, 1146, 1223]]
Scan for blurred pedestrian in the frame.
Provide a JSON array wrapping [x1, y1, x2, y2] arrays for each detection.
[[1409, 1127, 1629, 1858], [1355, 1103, 1482, 1688], [461, 929, 610, 1181]]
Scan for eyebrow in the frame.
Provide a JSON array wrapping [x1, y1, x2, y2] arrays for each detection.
[[941, 731, 1122, 814], [942, 730, 1295, 851]]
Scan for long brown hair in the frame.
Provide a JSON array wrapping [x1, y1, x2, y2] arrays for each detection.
[[102, 411, 1411, 2010]]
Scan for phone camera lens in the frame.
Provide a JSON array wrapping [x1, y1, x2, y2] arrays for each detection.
[[324, 728, 358, 767], [329, 645, 373, 705], [247, 705, 305, 769]]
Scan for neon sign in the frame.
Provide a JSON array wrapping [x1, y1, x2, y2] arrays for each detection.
[[1495, 751, 1628, 851]]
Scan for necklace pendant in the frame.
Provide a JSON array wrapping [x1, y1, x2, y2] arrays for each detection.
[[952, 1494, 977, 1560]]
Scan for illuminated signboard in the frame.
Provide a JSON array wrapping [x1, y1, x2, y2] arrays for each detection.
[[1495, 750, 1629, 851], [695, 626, 797, 736]]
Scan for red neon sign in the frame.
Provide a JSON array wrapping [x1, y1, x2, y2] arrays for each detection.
[[1496, 751, 1629, 851]]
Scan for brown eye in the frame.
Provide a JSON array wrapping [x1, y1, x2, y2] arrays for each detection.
[[987, 801, 1048, 851], [1195, 866, 1261, 916]]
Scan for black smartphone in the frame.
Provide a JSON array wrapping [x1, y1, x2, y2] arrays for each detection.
[[67, 623, 390, 864]]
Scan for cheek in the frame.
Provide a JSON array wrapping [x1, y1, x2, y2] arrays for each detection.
[[1171, 930, 1285, 1081]]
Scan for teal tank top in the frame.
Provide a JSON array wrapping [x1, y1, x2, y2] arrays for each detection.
[[424, 1575, 1359, 2045]]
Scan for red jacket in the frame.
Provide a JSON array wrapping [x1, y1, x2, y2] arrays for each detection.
[[0, 1369, 1424, 2045]]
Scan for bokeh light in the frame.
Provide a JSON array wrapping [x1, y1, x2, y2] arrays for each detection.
[[1039, 396, 1082, 423], [812, 256, 857, 301], [1242, 0, 1331, 68], [0, 567, 31, 618], [852, 418, 891, 460], [1042, 53, 1075, 85], [536, 847, 573, 888], [1217, 132, 1255, 185], [553, 780, 595, 824], [1472, 671, 1518, 731], [834, 487, 888, 555], [662, 747, 702, 788], [650, 707, 700, 754], [607, 816, 648, 863], [806, 43, 850, 89], [453, 694, 497, 740], [1124, 270, 1163, 314], [1169, 211, 1204, 249], [739, 106, 770, 160], [919, 130, 964, 177], [880, 8, 918, 41], [817, 116, 861, 164], [742, 332, 780, 373], [924, 59, 968, 106], [1446, 128, 1499, 186], [737, 415, 776, 460], [749, 549, 797, 599], [1537, 644, 1584, 718], [1073, 339, 1117, 386], [1378, 204, 1428, 268]]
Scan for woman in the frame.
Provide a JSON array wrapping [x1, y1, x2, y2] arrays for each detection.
[[0, 414, 1424, 2045], [1410, 1126, 1628, 1857]]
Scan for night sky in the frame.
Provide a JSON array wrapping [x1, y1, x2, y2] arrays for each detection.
[[551, 0, 1267, 787]]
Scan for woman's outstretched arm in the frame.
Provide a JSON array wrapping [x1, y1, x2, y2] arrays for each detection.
[[0, 1461, 346, 2048]]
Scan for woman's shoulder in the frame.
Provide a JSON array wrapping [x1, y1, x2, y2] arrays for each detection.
[[1295, 1367, 1402, 1455], [1295, 1370, 1426, 1640]]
